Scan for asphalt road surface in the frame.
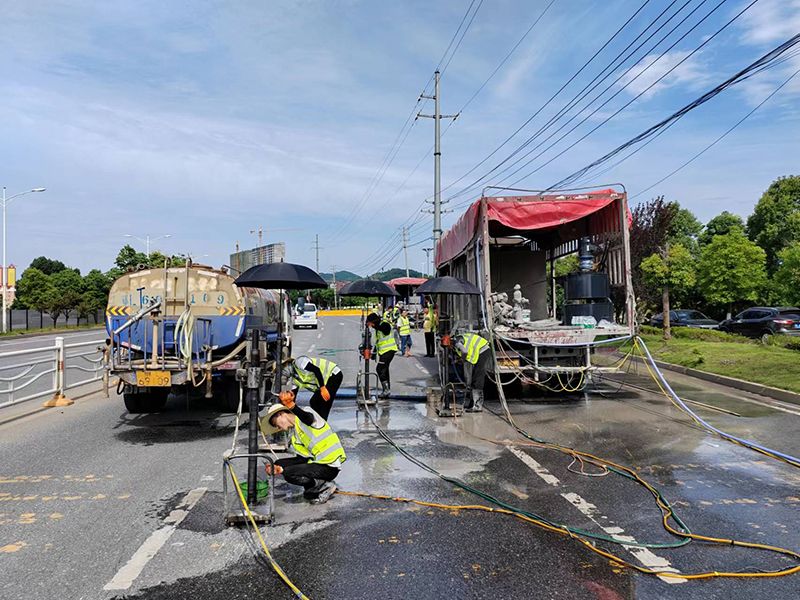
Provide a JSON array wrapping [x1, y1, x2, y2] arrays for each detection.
[[2, 316, 799, 599]]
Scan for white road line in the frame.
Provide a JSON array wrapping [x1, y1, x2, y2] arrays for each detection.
[[317, 332, 322, 339], [103, 487, 207, 591], [307, 344, 316, 353], [507, 446, 560, 487], [507, 447, 684, 583]]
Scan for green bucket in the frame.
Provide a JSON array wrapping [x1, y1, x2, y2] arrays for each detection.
[[237, 479, 269, 501]]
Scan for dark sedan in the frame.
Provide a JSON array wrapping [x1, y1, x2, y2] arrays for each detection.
[[649, 309, 719, 329], [719, 307, 800, 343]]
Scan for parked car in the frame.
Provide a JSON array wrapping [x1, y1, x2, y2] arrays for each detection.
[[718, 307, 800, 343], [649, 309, 719, 329], [293, 303, 318, 329]]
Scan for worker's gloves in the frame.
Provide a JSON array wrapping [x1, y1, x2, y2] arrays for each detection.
[[320, 386, 331, 401], [265, 464, 284, 476], [278, 390, 296, 409], [440, 334, 452, 347]]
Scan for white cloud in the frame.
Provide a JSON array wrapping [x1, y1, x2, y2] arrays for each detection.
[[738, 0, 800, 46], [617, 50, 710, 98]]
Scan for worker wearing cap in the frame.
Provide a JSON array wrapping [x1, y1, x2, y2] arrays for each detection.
[[453, 331, 490, 412], [283, 355, 343, 420], [260, 395, 346, 504], [365, 312, 397, 398], [396, 308, 413, 357]]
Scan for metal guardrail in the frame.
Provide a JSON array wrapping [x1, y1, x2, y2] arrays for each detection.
[[0, 337, 108, 410]]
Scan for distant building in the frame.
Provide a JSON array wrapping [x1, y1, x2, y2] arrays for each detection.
[[230, 242, 286, 274]]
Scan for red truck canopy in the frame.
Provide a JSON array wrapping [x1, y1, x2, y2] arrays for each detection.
[[435, 189, 628, 267]]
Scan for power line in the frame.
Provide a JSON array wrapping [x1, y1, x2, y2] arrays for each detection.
[[428, 0, 656, 205], [445, 0, 723, 206], [630, 66, 800, 200], [545, 31, 800, 191]]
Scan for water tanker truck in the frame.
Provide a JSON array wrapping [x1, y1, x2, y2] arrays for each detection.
[[105, 263, 290, 413]]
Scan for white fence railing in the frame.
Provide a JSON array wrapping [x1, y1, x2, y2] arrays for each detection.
[[0, 337, 108, 410]]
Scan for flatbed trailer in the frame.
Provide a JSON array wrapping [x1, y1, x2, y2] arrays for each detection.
[[435, 187, 635, 390]]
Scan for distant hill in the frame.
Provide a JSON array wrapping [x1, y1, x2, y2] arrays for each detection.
[[369, 268, 426, 282], [320, 270, 361, 283]]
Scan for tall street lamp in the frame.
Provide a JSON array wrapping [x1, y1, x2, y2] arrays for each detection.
[[123, 233, 171, 258], [2, 187, 47, 334]]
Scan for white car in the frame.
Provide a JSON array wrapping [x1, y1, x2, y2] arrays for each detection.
[[293, 303, 318, 329]]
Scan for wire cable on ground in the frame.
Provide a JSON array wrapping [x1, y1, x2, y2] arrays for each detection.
[[227, 462, 310, 600], [634, 337, 800, 469]]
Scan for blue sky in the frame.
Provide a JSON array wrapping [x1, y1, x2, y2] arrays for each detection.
[[2, 0, 799, 276]]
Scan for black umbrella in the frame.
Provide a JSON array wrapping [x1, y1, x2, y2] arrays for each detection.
[[234, 262, 327, 290], [415, 276, 481, 296], [338, 279, 399, 297]]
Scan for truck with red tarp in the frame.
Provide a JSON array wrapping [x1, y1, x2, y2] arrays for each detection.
[[434, 187, 635, 391]]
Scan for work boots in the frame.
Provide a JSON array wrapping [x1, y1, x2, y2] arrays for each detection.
[[379, 380, 391, 398], [310, 481, 337, 505], [465, 390, 484, 412]]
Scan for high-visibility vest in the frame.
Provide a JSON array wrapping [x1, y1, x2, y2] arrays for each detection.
[[290, 410, 347, 466], [456, 333, 489, 365], [376, 327, 399, 355], [398, 316, 411, 336], [292, 357, 338, 391]]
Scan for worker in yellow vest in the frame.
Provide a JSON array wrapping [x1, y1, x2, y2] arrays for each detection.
[[423, 299, 438, 357], [283, 355, 343, 420], [260, 395, 347, 504], [453, 331, 491, 412], [396, 307, 413, 357], [366, 312, 398, 398]]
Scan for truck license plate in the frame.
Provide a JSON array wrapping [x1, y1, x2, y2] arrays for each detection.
[[136, 370, 171, 387]]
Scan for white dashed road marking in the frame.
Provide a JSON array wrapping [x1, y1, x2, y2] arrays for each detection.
[[103, 487, 207, 591], [507, 447, 684, 583]]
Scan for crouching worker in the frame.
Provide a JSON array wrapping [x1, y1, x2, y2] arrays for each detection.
[[260, 392, 346, 504], [453, 332, 491, 412], [283, 355, 343, 420]]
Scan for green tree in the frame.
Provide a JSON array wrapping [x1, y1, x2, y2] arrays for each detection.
[[29, 256, 67, 275], [746, 175, 800, 273], [697, 229, 767, 319], [81, 269, 112, 323], [13, 268, 54, 311], [771, 243, 800, 306], [115, 244, 148, 271], [699, 211, 745, 247], [47, 269, 84, 325], [640, 243, 696, 339], [669, 206, 703, 255]]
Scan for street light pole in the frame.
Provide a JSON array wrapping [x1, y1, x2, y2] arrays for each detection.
[[2, 187, 46, 334], [124, 234, 171, 258]]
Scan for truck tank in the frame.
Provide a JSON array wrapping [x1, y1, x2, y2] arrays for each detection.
[[106, 265, 283, 356]]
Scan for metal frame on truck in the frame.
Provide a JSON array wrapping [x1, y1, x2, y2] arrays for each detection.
[[435, 186, 635, 389]]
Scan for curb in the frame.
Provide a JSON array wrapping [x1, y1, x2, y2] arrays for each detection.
[[638, 355, 800, 407]]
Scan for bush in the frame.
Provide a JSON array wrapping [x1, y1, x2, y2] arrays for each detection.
[[639, 324, 752, 343]]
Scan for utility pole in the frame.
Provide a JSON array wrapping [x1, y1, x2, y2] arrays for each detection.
[[418, 70, 458, 245], [402, 226, 410, 278], [312, 234, 321, 273], [422, 247, 433, 277]]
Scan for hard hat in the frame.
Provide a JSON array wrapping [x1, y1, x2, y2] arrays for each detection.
[[259, 403, 293, 435]]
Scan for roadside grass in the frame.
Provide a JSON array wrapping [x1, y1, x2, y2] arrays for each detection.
[[638, 329, 800, 394], [0, 323, 104, 338]]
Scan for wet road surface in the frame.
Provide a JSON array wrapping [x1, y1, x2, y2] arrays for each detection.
[[1, 316, 798, 599]]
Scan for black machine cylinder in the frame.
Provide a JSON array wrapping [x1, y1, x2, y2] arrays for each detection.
[[563, 302, 613, 324], [565, 272, 610, 300]]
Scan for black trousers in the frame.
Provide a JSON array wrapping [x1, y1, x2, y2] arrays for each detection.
[[465, 350, 491, 391], [424, 331, 435, 356], [276, 456, 340, 496], [376, 350, 395, 386], [309, 371, 343, 421]]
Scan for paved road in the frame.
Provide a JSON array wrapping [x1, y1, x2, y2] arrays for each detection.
[[1, 316, 799, 599]]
